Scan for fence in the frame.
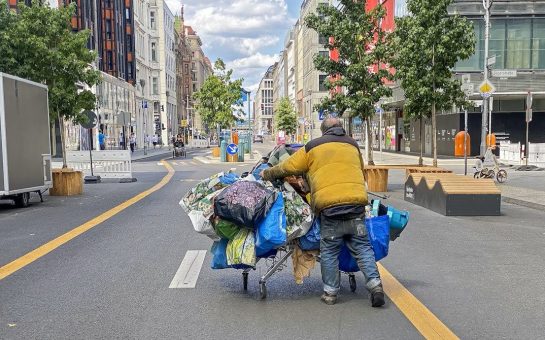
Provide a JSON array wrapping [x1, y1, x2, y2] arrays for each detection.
[[66, 150, 133, 179], [499, 142, 545, 167]]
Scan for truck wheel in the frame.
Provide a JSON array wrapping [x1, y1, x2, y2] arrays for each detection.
[[14, 192, 30, 208]]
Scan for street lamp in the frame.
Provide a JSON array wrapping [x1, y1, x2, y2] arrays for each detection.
[[481, 0, 494, 156], [242, 89, 252, 159]]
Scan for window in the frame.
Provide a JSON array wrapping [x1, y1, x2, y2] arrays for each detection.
[[191, 72, 196, 81], [184, 64, 189, 74], [193, 83, 197, 92], [125, 8, 131, 22], [106, 19, 112, 40], [126, 35, 132, 51], [151, 42, 157, 62], [152, 77, 158, 95], [107, 51, 113, 70], [128, 62, 133, 79], [506, 19, 531, 69], [319, 34, 329, 45], [319, 74, 328, 92], [150, 11, 156, 29], [533, 19, 545, 69], [318, 51, 329, 59]]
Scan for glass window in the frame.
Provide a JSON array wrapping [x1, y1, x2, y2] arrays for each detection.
[[152, 77, 158, 95], [318, 50, 329, 59], [532, 19, 545, 69], [456, 20, 482, 71], [151, 42, 157, 62], [150, 12, 156, 29], [506, 19, 531, 69], [125, 8, 131, 22], [319, 34, 329, 45], [319, 74, 328, 92], [106, 19, 112, 40], [489, 19, 506, 69]]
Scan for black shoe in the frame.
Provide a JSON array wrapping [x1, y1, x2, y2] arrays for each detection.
[[321, 292, 337, 305], [370, 285, 385, 307]]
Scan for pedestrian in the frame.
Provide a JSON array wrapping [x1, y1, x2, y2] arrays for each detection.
[[261, 117, 384, 307], [152, 134, 158, 149], [129, 133, 136, 153], [98, 131, 106, 150]]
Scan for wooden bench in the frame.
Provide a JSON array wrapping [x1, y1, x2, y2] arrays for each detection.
[[363, 165, 452, 192], [405, 173, 501, 216]]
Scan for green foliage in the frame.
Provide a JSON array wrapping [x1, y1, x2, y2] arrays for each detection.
[[0, 1, 100, 122], [193, 58, 244, 130], [391, 0, 475, 122], [275, 97, 297, 135], [305, 0, 393, 119]]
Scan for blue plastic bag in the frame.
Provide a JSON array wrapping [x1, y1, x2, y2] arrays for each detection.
[[338, 215, 391, 272], [252, 163, 270, 180], [299, 217, 321, 251], [211, 238, 230, 269], [219, 172, 239, 185], [255, 194, 286, 254]]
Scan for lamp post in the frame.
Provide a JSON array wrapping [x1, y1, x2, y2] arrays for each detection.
[[480, 0, 493, 156], [242, 89, 253, 159]]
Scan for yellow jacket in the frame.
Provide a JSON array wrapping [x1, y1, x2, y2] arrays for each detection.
[[263, 127, 368, 213]]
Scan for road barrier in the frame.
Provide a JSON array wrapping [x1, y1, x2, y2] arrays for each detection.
[[66, 150, 133, 180], [499, 142, 545, 167], [190, 139, 209, 148]]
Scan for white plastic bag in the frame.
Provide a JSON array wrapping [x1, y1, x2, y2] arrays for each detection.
[[188, 210, 219, 241]]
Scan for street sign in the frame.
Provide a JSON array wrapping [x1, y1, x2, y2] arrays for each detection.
[[479, 80, 495, 97], [526, 108, 533, 123], [226, 143, 238, 155], [319, 109, 325, 121], [180, 120, 188, 127], [298, 117, 305, 124], [461, 83, 474, 98], [491, 69, 517, 78], [487, 55, 496, 66], [81, 110, 97, 129], [462, 74, 471, 84]]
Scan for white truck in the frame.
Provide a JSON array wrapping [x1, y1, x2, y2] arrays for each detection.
[[0, 73, 52, 207]]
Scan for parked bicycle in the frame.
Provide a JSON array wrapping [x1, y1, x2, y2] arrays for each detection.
[[473, 148, 507, 183]]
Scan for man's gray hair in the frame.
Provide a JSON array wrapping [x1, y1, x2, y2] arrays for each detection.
[[320, 116, 343, 134]]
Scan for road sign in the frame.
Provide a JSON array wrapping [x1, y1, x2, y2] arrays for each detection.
[[491, 69, 517, 78], [479, 80, 495, 97], [81, 110, 97, 129], [180, 120, 188, 127], [487, 55, 496, 66], [319, 110, 325, 121], [461, 83, 474, 98], [226, 143, 238, 155]]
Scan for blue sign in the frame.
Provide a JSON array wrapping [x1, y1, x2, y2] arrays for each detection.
[[353, 117, 363, 125], [319, 110, 325, 121], [227, 143, 238, 155]]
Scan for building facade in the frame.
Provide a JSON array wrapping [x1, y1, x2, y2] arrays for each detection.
[[175, 10, 193, 142], [255, 66, 275, 134], [185, 25, 213, 135]]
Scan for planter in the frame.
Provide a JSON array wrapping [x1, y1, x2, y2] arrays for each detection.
[[50, 168, 83, 196]]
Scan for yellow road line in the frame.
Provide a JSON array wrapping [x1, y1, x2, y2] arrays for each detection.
[[0, 160, 175, 281], [379, 263, 459, 340]]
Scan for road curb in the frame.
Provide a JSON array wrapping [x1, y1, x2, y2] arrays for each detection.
[[502, 196, 545, 211]]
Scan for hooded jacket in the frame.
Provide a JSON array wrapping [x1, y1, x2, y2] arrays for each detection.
[[262, 127, 368, 213]]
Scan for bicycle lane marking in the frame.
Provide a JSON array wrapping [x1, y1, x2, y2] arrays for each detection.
[[379, 263, 459, 340], [169, 250, 207, 288], [0, 160, 175, 281]]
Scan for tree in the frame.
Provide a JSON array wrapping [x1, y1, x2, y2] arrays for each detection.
[[0, 1, 100, 167], [306, 0, 393, 165], [391, 0, 475, 166], [193, 59, 243, 133], [275, 97, 298, 137]]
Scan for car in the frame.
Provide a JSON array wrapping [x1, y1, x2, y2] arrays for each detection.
[[253, 135, 264, 143]]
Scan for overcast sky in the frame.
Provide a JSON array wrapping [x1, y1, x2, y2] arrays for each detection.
[[166, 0, 301, 93]]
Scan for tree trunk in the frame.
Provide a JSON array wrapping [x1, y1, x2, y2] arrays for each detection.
[[366, 116, 374, 165], [419, 117, 424, 166], [59, 115, 68, 168]]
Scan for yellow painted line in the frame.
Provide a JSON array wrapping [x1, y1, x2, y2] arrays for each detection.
[[379, 263, 459, 340], [0, 160, 175, 281]]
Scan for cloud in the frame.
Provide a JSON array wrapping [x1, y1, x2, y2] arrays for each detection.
[[164, 0, 296, 90]]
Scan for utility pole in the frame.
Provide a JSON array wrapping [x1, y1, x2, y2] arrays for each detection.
[[481, 0, 493, 156]]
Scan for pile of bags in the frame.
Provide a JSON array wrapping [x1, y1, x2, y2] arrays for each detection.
[[180, 150, 409, 283]]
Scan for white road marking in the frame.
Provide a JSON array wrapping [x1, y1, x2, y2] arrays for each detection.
[[190, 161, 197, 165], [157, 162, 163, 166], [172, 162, 178, 165], [169, 250, 207, 289]]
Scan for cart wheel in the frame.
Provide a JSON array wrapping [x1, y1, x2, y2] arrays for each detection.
[[259, 282, 267, 300], [349, 275, 357, 292], [497, 170, 507, 183], [242, 272, 249, 291]]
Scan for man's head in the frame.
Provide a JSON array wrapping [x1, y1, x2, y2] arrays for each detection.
[[320, 117, 343, 134]]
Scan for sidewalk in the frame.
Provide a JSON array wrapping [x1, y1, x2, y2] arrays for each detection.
[[369, 150, 545, 210]]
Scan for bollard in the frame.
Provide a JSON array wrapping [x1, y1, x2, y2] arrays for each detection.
[[220, 140, 227, 162], [238, 143, 244, 162]]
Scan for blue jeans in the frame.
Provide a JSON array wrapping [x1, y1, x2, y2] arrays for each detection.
[[320, 215, 381, 295]]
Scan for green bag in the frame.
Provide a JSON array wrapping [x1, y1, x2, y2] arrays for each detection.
[[226, 229, 256, 268], [214, 218, 241, 240]]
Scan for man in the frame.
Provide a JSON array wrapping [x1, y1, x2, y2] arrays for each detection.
[[98, 131, 106, 151], [129, 133, 136, 153], [262, 117, 384, 307]]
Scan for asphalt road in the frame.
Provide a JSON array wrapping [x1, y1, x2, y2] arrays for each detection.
[[1, 146, 545, 339]]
